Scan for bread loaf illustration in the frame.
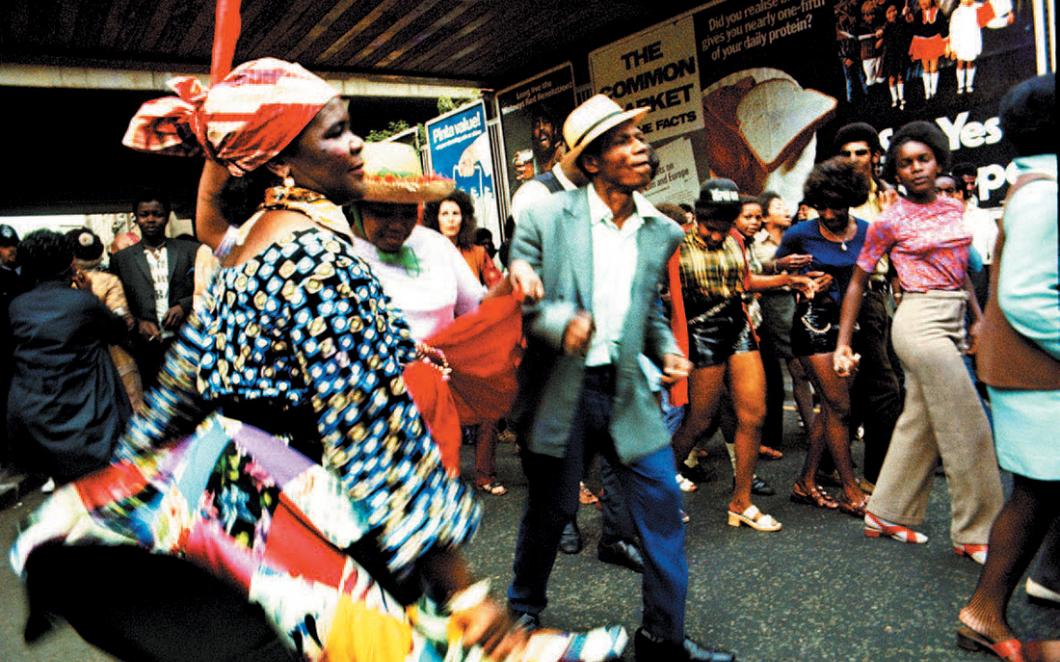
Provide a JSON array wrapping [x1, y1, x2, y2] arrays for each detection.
[[702, 69, 836, 199]]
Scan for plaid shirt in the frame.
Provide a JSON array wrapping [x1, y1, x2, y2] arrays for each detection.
[[678, 231, 747, 301]]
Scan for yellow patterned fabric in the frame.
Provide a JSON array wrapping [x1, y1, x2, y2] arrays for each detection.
[[325, 597, 414, 661], [257, 185, 353, 239]]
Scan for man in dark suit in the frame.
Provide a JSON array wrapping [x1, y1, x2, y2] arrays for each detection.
[[507, 95, 733, 662], [7, 230, 130, 483], [110, 193, 197, 388]]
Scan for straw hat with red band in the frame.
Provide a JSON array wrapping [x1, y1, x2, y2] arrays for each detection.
[[361, 142, 454, 204], [122, 58, 338, 177], [560, 94, 649, 172]]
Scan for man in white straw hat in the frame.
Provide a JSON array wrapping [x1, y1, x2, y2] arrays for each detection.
[[511, 101, 648, 575], [507, 94, 735, 662]]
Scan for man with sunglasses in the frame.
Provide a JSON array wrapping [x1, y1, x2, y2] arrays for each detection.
[[834, 122, 897, 222], [829, 122, 903, 497]]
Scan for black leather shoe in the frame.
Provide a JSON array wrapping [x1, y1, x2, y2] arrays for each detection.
[[751, 475, 775, 496], [680, 463, 711, 483], [597, 540, 644, 573], [634, 628, 736, 661], [559, 519, 582, 555], [732, 475, 776, 496]]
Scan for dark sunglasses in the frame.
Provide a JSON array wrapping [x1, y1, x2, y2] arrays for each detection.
[[840, 148, 871, 157]]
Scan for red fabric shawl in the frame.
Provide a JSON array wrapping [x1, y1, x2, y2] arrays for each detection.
[[402, 294, 523, 472]]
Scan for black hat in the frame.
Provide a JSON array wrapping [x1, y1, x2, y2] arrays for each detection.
[[695, 178, 742, 215], [0, 224, 19, 248]]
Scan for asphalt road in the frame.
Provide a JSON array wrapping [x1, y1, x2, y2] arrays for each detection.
[[2, 415, 1056, 661]]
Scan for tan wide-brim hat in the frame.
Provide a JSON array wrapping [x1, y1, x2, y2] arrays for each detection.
[[560, 94, 649, 172], [361, 142, 455, 204]]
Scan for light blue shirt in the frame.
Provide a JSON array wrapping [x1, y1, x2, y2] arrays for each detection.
[[584, 186, 655, 366], [998, 154, 1059, 359], [987, 153, 1058, 481]]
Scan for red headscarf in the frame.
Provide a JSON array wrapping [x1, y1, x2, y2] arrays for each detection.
[[122, 58, 338, 176]]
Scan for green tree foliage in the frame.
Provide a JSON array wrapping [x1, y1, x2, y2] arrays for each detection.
[[366, 119, 411, 143], [436, 93, 480, 114], [364, 92, 481, 144]]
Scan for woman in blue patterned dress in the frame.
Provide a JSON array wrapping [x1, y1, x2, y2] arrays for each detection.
[[11, 59, 609, 662]]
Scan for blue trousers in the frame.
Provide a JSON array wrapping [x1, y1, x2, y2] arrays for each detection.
[[508, 369, 688, 642]]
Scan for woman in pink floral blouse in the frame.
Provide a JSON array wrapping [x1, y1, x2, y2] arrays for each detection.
[[833, 121, 1003, 560]]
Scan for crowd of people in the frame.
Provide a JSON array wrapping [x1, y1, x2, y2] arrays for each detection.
[[0, 57, 1055, 662]]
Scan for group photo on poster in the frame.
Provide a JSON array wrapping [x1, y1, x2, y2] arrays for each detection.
[[829, 0, 1038, 206], [834, 0, 1025, 111]]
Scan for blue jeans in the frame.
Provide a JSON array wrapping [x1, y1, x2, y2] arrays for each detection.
[[508, 369, 688, 642]]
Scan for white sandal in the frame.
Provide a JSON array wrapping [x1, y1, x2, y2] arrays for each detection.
[[675, 473, 698, 493], [727, 504, 782, 532]]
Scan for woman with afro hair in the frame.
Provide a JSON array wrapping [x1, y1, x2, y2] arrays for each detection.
[[776, 157, 875, 516], [833, 121, 1002, 559]]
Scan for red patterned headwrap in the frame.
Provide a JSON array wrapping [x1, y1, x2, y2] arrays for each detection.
[[122, 58, 338, 177]]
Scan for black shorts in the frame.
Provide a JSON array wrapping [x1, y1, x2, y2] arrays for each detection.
[[791, 297, 841, 357], [686, 297, 758, 368]]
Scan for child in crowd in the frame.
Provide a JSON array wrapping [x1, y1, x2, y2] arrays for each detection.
[[909, 0, 948, 100], [877, 2, 913, 108]]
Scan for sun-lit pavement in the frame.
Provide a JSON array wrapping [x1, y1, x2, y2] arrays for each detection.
[[2, 413, 1056, 661]]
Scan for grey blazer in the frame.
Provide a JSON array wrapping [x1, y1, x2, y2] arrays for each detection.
[[510, 186, 684, 464]]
